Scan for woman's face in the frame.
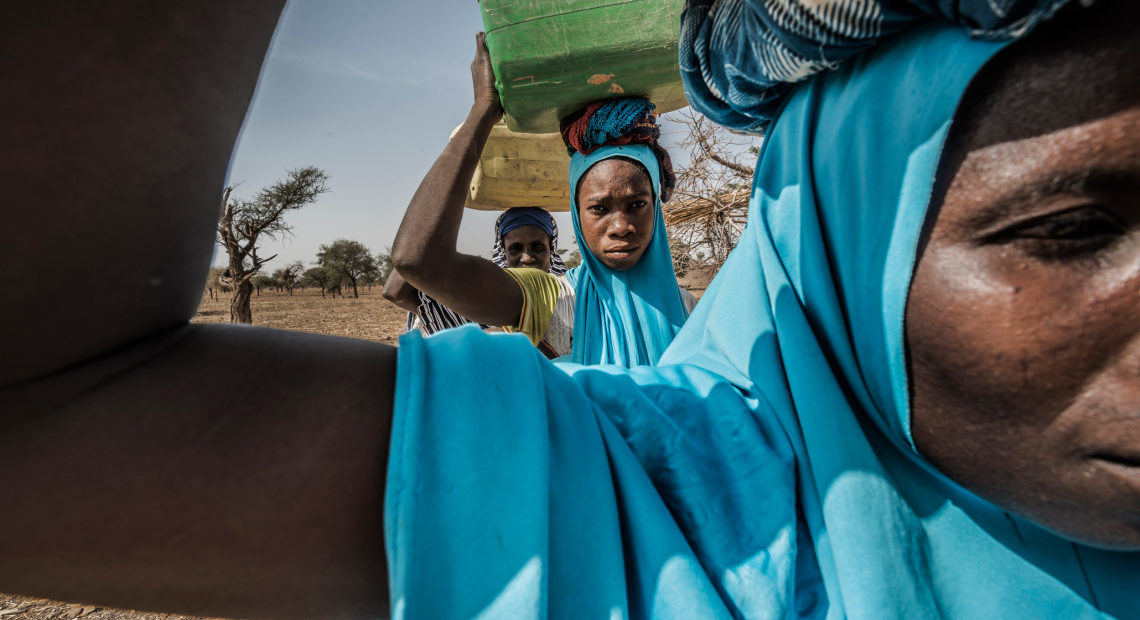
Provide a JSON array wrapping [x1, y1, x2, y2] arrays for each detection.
[[502, 224, 552, 271], [576, 158, 655, 271], [907, 4, 1140, 549]]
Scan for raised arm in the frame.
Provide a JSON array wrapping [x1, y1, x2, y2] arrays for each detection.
[[382, 269, 423, 314], [390, 33, 524, 328], [0, 4, 393, 617]]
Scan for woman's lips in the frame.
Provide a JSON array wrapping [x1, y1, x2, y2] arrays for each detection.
[[1092, 452, 1140, 467], [1089, 452, 1140, 494], [605, 246, 638, 258]]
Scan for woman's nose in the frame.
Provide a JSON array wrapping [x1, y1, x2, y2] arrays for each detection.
[[608, 214, 633, 237], [519, 252, 535, 264]]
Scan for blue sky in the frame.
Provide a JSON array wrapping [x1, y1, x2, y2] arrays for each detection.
[[221, 0, 699, 271]]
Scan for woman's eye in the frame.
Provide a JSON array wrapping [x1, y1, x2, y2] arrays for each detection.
[[508, 245, 521, 254], [631, 200, 648, 209], [587, 204, 607, 215], [1000, 206, 1125, 259]]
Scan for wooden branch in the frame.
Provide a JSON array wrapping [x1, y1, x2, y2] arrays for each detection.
[[696, 131, 754, 177]]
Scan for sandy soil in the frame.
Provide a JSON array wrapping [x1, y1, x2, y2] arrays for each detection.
[[0, 597, 210, 620], [191, 285, 410, 345]]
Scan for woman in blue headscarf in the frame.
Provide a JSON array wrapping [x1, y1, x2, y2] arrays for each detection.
[[391, 50, 696, 366], [386, 1, 1140, 617]]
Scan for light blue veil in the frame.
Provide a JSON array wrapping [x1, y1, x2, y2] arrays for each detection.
[[659, 20, 1139, 618], [386, 18, 1138, 620], [563, 144, 690, 366]]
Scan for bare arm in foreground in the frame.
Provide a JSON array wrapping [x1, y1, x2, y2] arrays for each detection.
[[0, 4, 393, 617], [390, 34, 525, 328]]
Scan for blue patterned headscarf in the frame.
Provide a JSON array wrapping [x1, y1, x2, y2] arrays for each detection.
[[679, 0, 1077, 133], [565, 144, 690, 366]]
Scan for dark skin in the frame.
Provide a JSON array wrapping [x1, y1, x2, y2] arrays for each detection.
[[575, 158, 656, 271], [1, 2, 1137, 618], [908, 1, 1140, 549], [391, 35, 654, 328], [503, 224, 554, 271], [381, 270, 422, 313], [383, 225, 551, 317], [390, 33, 523, 328], [0, 3, 393, 618]]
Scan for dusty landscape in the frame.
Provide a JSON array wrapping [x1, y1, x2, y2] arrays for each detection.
[[192, 285, 410, 344]]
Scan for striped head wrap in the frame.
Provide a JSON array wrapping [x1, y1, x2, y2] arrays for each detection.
[[679, 0, 1079, 134], [560, 97, 676, 202]]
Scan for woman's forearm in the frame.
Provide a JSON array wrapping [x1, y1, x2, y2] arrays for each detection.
[[388, 35, 524, 328], [391, 102, 499, 281]]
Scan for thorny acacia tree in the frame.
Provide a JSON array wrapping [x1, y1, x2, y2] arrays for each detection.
[[302, 266, 334, 298], [251, 274, 276, 296], [663, 109, 760, 272], [317, 239, 379, 299], [217, 166, 329, 322]]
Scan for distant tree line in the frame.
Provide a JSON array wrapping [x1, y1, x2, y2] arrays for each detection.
[[212, 166, 396, 324]]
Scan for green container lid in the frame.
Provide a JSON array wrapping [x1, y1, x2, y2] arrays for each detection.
[[480, 0, 688, 134]]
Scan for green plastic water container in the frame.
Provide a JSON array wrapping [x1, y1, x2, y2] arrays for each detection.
[[480, 0, 689, 134]]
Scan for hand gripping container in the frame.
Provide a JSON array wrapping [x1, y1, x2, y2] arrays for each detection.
[[480, 0, 689, 134]]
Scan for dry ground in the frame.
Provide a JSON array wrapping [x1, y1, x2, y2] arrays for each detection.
[[192, 285, 409, 344], [2, 268, 715, 619], [0, 599, 208, 620]]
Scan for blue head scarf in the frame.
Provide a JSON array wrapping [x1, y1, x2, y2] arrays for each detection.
[[564, 144, 690, 366], [387, 4, 1136, 618], [657, 14, 1139, 619], [497, 206, 555, 239]]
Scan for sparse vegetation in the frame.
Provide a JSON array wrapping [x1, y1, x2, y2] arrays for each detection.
[[217, 166, 329, 323], [317, 239, 380, 299], [663, 109, 760, 273]]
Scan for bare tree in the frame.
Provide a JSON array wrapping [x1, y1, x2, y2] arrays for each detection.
[[662, 109, 759, 273], [217, 167, 329, 322]]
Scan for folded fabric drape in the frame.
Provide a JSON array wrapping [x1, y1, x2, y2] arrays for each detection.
[[387, 4, 1137, 619]]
